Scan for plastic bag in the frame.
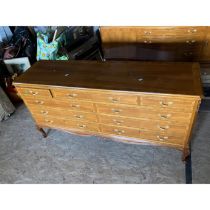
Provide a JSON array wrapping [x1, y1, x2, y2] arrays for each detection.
[[36, 31, 68, 61]]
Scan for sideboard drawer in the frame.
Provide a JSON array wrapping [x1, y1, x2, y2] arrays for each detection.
[[69, 121, 100, 133], [68, 111, 98, 123], [24, 98, 55, 107], [139, 131, 185, 145], [136, 27, 206, 43], [96, 103, 191, 122], [98, 114, 139, 128], [18, 87, 52, 98], [36, 115, 99, 132], [101, 124, 140, 138], [52, 88, 93, 101], [140, 95, 195, 111], [96, 103, 140, 118], [93, 91, 138, 105], [139, 119, 188, 135], [30, 106, 98, 123], [25, 98, 95, 112], [61, 100, 95, 112], [35, 116, 66, 128]]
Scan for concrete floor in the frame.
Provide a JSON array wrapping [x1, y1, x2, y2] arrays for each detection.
[[0, 103, 210, 184]]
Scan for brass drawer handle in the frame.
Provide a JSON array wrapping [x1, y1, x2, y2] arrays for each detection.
[[157, 135, 168, 141], [186, 40, 196, 44], [144, 31, 152, 35], [159, 114, 171, 119], [187, 28, 197, 33], [67, 93, 78, 98], [113, 119, 124, 125], [111, 109, 122, 114], [74, 115, 84, 119], [40, 110, 48, 115], [108, 97, 119, 103], [113, 129, 125, 134], [160, 101, 173, 107], [29, 90, 39, 95], [35, 100, 44, 105], [78, 124, 86, 128], [158, 125, 169, 130], [144, 40, 152, 43], [45, 119, 53, 124], [71, 104, 80, 108]]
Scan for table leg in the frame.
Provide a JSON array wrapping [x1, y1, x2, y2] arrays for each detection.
[[36, 125, 47, 138]]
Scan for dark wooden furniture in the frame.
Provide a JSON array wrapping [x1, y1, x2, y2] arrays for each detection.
[[14, 60, 203, 161], [100, 26, 210, 62]]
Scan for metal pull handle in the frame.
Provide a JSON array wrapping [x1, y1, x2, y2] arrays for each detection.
[[159, 114, 171, 119], [71, 104, 80, 108], [68, 93, 78, 98], [113, 119, 124, 125], [138, 78, 144, 82], [29, 90, 39, 95], [111, 109, 122, 114], [188, 28, 197, 33], [41, 110, 48, 115], [186, 40, 196, 44], [35, 100, 44, 105], [158, 125, 169, 130], [160, 101, 173, 107], [144, 40, 152, 43], [113, 129, 125, 134], [78, 124, 86, 128], [108, 97, 119, 103], [45, 119, 53, 124], [144, 31, 152, 35], [74, 115, 83, 119], [157, 135, 168, 141]]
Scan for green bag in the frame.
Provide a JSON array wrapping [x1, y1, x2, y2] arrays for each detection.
[[36, 32, 68, 61]]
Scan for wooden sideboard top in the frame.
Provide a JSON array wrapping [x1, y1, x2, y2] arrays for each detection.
[[14, 60, 203, 97]]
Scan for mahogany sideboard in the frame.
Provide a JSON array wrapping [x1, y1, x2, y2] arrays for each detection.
[[14, 60, 203, 161]]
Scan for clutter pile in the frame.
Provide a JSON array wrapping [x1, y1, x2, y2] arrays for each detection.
[[0, 26, 102, 121]]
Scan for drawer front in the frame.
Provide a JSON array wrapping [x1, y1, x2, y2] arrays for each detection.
[[24, 98, 56, 107], [142, 111, 191, 122], [93, 92, 138, 105], [69, 121, 100, 133], [35, 115, 99, 132], [29, 106, 98, 123], [139, 119, 188, 137], [96, 103, 140, 118], [140, 95, 195, 112], [17, 87, 52, 98], [139, 131, 185, 145], [136, 27, 206, 43], [66, 100, 95, 112], [96, 103, 191, 122], [24, 98, 95, 112], [52, 88, 93, 101], [68, 111, 98, 123], [101, 124, 140, 138], [35, 115, 67, 128], [99, 114, 139, 128], [100, 27, 137, 43]]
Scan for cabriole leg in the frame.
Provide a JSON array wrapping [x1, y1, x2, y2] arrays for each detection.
[[182, 147, 190, 162], [36, 125, 47, 138]]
